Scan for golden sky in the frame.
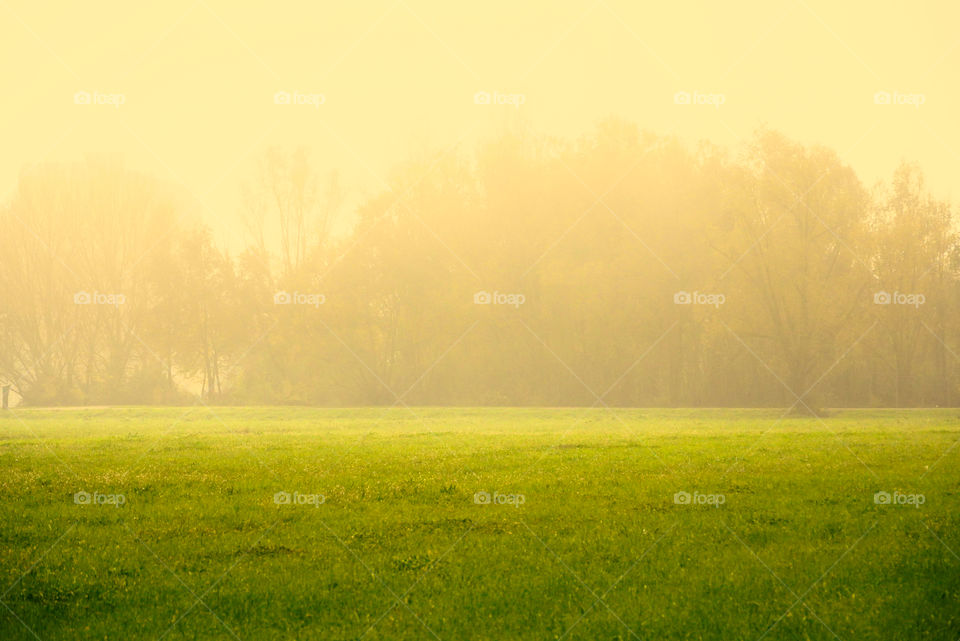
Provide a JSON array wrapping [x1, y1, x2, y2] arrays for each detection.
[[2, 0, 958, 245]]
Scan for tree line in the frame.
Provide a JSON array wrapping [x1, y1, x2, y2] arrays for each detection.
[[1, 121, 957, 408]]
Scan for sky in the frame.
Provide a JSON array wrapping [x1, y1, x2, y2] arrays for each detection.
[[2, 0, 958, 248]]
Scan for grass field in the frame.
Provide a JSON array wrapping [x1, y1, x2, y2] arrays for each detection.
[[1, 407, 958, 640]]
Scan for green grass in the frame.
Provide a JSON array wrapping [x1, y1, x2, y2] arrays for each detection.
[[1, 407, 958, 640]]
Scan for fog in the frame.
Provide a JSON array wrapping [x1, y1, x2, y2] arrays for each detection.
[[2, 1, 959, 409]]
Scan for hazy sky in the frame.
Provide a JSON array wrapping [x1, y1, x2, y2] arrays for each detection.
[[2, 0, 958, 246]]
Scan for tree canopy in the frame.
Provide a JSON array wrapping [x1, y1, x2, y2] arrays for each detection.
[[2, 123, 957, 408]]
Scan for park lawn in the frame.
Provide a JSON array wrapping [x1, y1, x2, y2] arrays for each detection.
[[0, 407, 958, 640]]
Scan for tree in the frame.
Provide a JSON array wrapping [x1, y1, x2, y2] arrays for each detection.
[[722, 131, 873, 413]]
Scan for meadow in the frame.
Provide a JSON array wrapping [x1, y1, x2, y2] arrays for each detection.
[[0, 407, 958, 640]]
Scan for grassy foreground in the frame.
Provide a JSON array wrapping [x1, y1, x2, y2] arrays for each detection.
[[0, 407, 958, 640]]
